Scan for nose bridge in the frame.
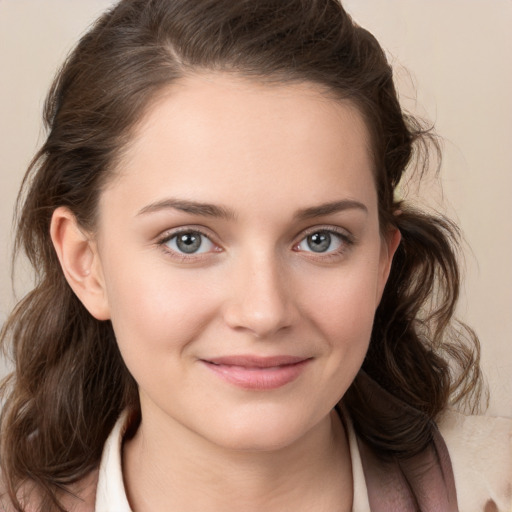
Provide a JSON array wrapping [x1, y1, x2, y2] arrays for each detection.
[[223, 245, 295, 338]]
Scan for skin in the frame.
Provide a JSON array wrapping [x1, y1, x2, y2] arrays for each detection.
[[51, 74, 400, 512]]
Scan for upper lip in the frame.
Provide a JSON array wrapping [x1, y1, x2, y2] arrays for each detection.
[[202, 355, 311, 368]]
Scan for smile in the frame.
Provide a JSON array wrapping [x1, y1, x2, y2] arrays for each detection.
[[200, 355, 312, 390]]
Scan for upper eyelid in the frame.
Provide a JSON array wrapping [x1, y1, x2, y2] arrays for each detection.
[[157, 225, 217, 243], [296, 225, 353, 241]]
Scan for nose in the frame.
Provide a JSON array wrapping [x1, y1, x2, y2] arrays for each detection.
[[222, 251, 298, 339]]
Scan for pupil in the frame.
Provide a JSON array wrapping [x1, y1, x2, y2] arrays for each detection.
[[307, 232, 331, 252], [177, 233, 201, 253]]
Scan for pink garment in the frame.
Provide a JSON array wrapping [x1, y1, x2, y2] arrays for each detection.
[[343, 372, 458, 511]]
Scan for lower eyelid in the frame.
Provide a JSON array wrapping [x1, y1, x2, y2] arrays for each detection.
[[157, 229, 216, 253]]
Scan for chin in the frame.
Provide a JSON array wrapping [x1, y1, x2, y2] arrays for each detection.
[[201, 407, 326, 453]]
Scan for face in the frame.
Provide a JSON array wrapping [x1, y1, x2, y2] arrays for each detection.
[[89, 74, 398, 451]]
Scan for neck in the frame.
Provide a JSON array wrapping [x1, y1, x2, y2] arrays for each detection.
[[122, 407, 353, 512]]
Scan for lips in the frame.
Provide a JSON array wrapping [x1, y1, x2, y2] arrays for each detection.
[[200, 355, 312, 390]]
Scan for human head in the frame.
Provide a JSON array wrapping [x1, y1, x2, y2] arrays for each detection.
[[15, 0, 416, 419], [3, 2, 477, 503]]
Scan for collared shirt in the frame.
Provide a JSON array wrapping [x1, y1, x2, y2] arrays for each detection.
[[94, 408, 512, 512], [94, 409, 372, 512]]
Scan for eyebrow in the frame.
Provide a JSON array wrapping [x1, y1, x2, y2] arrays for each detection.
[[294, 199, 368, 220], [137, 198, 236, 220], [137, 198, 367, 221]]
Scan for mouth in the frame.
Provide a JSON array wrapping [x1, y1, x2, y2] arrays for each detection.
[[200, 355, 312, 390]]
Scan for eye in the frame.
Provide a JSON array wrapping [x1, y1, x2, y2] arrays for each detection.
[[161, 230, 216, 255], [295, 230, 349, 254]]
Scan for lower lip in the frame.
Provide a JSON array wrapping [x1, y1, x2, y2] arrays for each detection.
[[201, 359, 311, 390]]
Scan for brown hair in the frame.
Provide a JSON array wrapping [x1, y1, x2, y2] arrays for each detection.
[[0, 0, 482, 509]]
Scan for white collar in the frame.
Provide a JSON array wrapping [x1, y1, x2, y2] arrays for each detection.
[[95, 411, 132, 512], [94, 409, 371, 511]]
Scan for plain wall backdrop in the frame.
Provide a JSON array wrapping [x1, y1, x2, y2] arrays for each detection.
[[1, 0, 511, 416]]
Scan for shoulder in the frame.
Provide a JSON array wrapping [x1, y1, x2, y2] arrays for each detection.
[[437, 409, 512, 511]]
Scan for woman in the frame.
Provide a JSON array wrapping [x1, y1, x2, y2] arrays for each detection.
[[1, 0, 510, 510]]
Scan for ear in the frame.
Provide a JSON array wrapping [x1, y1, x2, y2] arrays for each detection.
[[376, 226, 401, 303], [50, 207, 110, 320]]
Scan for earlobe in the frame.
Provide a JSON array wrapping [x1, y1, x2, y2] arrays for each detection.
[[376, 227, 401, 303], [50, 207, 110, 320]]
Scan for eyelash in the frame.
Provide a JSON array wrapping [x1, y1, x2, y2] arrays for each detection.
[[156, 226, 354, 262], [292, 226, 354, 260], [156, 227, 221, 262]]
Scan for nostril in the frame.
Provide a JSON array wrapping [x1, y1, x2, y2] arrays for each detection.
[[484, 499, 497, 512]]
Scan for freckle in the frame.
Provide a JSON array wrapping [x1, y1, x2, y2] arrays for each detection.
[[483, 499, 498, 512]]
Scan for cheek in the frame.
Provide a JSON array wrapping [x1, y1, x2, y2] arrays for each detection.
[[102, 255, 219, 365], [298, 258, 381, 348], [289, 260, 381, 414]]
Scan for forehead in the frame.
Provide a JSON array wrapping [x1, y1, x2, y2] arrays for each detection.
[[104, 73, 376, 217]]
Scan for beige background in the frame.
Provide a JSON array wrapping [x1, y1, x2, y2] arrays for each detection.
[[1, 0, 511, 416]]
